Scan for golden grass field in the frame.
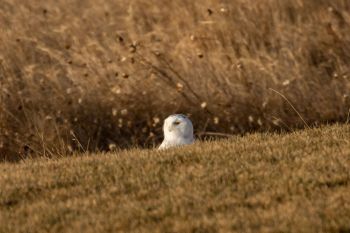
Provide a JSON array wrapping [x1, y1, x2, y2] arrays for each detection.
[[1, 0, 350, 160], [0, 1, 350, 232], [0, 124, 349, 232]]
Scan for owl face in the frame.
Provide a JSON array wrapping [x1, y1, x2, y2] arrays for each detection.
[[163, 114, 193, 140]]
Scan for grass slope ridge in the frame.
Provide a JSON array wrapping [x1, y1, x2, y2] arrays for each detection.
[[0, 124, 350, 233]]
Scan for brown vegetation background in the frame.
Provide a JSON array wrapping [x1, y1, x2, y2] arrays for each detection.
[[1, 0, 350, 161]]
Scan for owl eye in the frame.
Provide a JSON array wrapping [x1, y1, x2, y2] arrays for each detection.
[[173, 121, 180, 125]]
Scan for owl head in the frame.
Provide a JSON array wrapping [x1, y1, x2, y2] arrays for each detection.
[[162, 114, 194, 141]]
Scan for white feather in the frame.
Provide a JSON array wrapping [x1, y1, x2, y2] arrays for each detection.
[[158, 114, 194, 150]]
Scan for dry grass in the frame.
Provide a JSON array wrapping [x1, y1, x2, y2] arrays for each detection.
[[1, 0, 350, 160], [0, 124, 349, 232]]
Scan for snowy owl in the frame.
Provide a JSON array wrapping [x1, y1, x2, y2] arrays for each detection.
[[158, 114, 194, 150]]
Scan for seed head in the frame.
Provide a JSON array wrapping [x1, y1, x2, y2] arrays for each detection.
[[213, 117, 219, 124], [121, 109, 128, 116]]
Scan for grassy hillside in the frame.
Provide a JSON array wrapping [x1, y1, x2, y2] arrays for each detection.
[[1, 124, 349, 233], [1, 0, 350, 160]]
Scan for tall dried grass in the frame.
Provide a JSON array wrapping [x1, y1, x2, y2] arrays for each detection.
[[1, 0, 350, 161]]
